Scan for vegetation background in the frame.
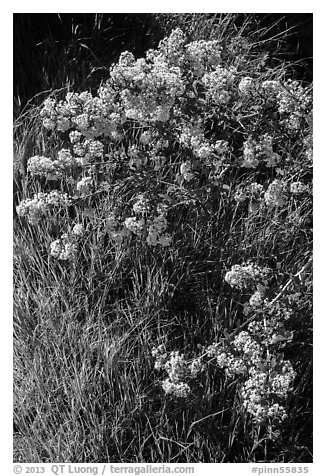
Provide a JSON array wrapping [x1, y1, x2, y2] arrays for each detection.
[[13, 13, 313, 464]]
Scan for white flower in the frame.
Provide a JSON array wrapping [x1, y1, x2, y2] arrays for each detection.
[[202, 66, 235, 104], [124, 217, 145, 235], [139, 131, 153, 145], [249, 288, 265, 308], [88, 140, 104, 158], [75, 113, 90, 131], [162, 379, 191, 398], [225, 263, 269, 290], [69, 130, 82, 144], [72, 224, 85, 237], [189, 358, 206, 378], [57, 149, 76, 169], [242, 138, 259, 168], [164, 351, 189, 382], [264, 180, 287, 207], [290, 181, 307, 195], [238, 76, 255, 95], [185, 39, 222, 77], [50, 237, 77, 261], [180, 161, 194, 181], [132, 194, 151, 215], [16, 191, 70, 224], [261, 80, 281, 95], [76, 177, 93, 194], [27, 156, 57, 178], [49, 239, 62, 258]]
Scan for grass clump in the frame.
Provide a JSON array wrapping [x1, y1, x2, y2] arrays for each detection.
[[14, 14, 312, 463]]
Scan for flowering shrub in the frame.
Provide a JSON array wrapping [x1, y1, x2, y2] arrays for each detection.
[[15, 26, 312, 457], [16, 191, 71, 225]]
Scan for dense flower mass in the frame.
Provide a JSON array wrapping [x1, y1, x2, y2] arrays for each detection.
[[290, 181, 308, 195], [50, 235, 77, 261], [238, 76, 255, 95], [16, 191, 71, 224], [264, 180, 288, 207], [152, 346, 205, 398], [202, 66, 236, 104], [27, 150, 77, 179], [225, 262, 271, 290], [241, 135, 280, 169], [72, 223, 85, 237]]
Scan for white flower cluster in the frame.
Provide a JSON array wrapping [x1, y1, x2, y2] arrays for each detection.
[[27, 156, 57, 179], [50, 233, 77, 261], [241, 135, 280, 169], [264, 179, 288, 207], [261, 80, 281, 96], [27, 150, 77, 179], [202, 66, 236, 104], [178, 121, 229, 182], [152, 28, 187, 67], [162, 379, 191, 398], [192, 136, 229, 163], [250, 183, 265, 200], [72, 223, 85, 237], [241, 361, 295, 424], [41, 90, 122, 139], [276, 80, 312, 132], [209, 258, 299, 425], [16, 191, 71, 225], [248, 286, 266, 308], [179, 121, 205, 147], [225, 262, 271, 290], [270, 361, 296, 397], [205, 343, 247, 377], [152, 345, 205, 398], [40, 97, 60, 131], [238, 76, 256, 95], [290, 181, 308, 195], [180, 160, 195, 182], [233, 331, 263, 364], [124, 217, 146, 236], [303, 134, 313, 163], [152, 28, 222, 79], [241, 370, 283, 423], [184, 39, 222, 77], [204, 327, 296, 424], [111, 49, 185, 123], [242, 137, 259, 169], [72, 139, 104, 165], [76, 177, 93, 195], [69, 130, 83, 144], [132, 194, 151, 215], [123, 201, 172, 247], [234, 182, 265, 206], [50, 223, 85, 260]]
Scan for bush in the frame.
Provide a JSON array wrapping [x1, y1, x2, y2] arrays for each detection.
[[14, 17, 312, 463]]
